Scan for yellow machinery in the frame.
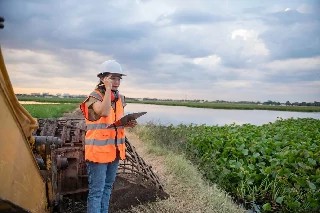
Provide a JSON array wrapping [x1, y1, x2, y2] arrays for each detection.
[[0, 42, 48, 212]]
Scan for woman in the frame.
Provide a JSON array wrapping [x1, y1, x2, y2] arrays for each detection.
[[80, 60, 137, 213]]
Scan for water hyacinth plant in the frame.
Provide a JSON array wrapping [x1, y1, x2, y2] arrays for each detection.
[[135, 118, 320, 212]]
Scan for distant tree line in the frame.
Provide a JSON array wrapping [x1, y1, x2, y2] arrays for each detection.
[[16, 93, 86, 99], [126, 97, 320, 107], [262, 100, 320, 106]]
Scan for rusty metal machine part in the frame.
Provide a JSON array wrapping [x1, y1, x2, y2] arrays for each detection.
[[34, 118, 168, 212]]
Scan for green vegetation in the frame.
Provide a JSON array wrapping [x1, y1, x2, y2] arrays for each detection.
[[127, 100, 320, 112], [22, 104, 78, 118], [127, 130, 245, 213], [19, 95, 82, 118], [134, 118, 320, 212], [18, 95, 84, 103]]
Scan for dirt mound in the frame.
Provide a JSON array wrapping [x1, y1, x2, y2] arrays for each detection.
[[110, 176, 168, 212], [62, 176, 168, 213]]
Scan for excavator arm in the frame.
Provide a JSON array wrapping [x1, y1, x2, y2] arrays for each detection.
[[0, 17, 49, 213]]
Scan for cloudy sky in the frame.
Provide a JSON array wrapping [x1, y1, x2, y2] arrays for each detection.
[[0, 0, 319, 102]]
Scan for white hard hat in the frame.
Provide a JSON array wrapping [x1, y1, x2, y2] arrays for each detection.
[[97, 60, 126, 78]]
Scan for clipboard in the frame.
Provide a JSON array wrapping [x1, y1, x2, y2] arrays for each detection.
[[107, 112, 147, 128]]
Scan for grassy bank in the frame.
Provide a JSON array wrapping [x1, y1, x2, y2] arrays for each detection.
[[18, 96, 83, 103], [125, 130, 245, 213], [133, 118, 320, 212], [22, 104, 78, 118]]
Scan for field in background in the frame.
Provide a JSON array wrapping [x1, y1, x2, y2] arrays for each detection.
[[22, 104, 78, 118], [18, 96, 83, 104], [19, 95, 81, 118], [17, 95, 320, 112]]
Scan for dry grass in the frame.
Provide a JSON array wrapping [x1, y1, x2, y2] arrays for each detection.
[[116, 130, 246, 213]]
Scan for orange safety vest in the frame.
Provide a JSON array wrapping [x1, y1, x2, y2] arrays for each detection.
[[80, 89, 126, 163]]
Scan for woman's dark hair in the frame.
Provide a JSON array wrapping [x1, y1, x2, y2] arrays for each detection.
[[96, 80, 106, 95]]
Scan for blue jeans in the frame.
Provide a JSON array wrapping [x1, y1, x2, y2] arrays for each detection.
[[87, 159, 119, 213]]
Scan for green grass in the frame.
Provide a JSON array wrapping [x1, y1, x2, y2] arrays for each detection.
[[18, 96, 83, 103], [22, 104, 78, 118]]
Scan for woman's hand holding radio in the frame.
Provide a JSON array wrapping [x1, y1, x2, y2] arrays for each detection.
[[102, 75, 113, 90]]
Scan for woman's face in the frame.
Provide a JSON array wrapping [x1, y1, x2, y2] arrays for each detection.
[[110, 75, 121, 90]]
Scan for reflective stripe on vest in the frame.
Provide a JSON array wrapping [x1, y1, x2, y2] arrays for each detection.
[[86, 123, 125, 130], [82, 89, 126, 163], [85, 137, 126, 146]]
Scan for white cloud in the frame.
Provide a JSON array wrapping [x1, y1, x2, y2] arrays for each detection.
[[231, 29, 269, 57], [193, 55, 221, 68], [297, 4, 313, 14], [231, 29, 252, 41], [4, 49, 69, 77], [153, 53, 190, 65], [3, 48, 113, 95], [262, 56, 320, 73], [215, 80, 252, 89]]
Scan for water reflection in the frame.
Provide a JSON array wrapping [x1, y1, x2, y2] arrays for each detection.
[[125, 103, 320, 126]]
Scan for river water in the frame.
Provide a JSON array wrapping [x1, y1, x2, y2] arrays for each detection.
[[125, 103, 320, 126]]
